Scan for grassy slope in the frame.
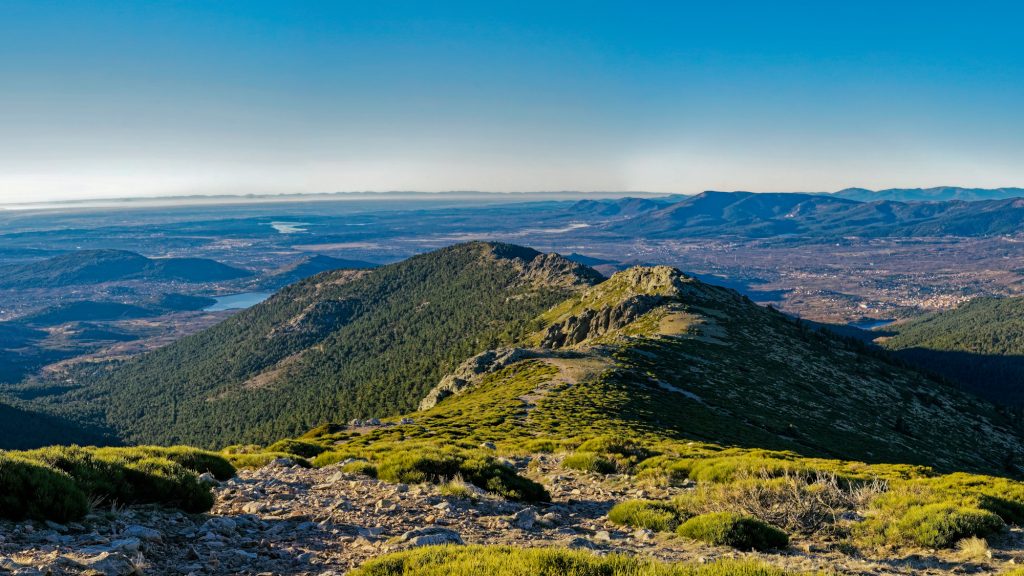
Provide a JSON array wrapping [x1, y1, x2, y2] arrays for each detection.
[[49, 242, 599, 447]]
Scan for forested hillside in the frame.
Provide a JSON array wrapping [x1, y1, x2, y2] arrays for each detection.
[[884, 296, 1024, 406], [0, 249, 250, 288], [54, 242, 601, 447]]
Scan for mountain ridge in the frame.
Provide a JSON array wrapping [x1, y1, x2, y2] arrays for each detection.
[[0, 249, 251, 288], [601, 191, 1024, 239], [47, 242, 600, 447]]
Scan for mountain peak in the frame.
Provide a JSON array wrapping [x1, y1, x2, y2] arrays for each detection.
[[474, 241, 604, 288]]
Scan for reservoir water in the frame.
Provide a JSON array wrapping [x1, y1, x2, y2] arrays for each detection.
[[849, 318, 896, 331], [204, 292, 273, 311]]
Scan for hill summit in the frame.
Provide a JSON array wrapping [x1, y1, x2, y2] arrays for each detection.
[[57, 242, 601, 446], [399, 261, 1024, 475]]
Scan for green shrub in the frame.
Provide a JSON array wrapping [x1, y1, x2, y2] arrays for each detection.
[[677, 456, 810, 484], [119, 457, 213, 513], [0, 454, 89, 522], [522, 439, 559, 453], [563, 452, 617, 474], [608, 500, 681, 532], [577, 436, 652, 459], [894, 503, 1003, 548], [21, 445, 131, 498], [221, 444, 262, 454], [104, 446, 235, 481], [458, 453, 548, 502], [375, 445, 547, 502], [377, 449, 463, 484], [0, 445, 227, 521], [349, 545, 815, 576], [342, 460, 378, 478], [265, 439, 330, 459], [227, 452, 311, 469], [677, 512, 789, 551], [855, 477, 1016, 548], [439, 476, 477, 499], [312, 451, 351, 468], [301, 422, 348, 439]]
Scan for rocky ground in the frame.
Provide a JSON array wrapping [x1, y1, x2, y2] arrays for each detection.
[[1, 456, 1021, 575]]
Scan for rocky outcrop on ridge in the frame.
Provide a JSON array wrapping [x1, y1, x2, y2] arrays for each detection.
[[418, 348, 539, 410], [539, 294, 663, 348]]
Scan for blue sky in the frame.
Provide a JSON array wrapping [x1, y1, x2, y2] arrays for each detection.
[[2, 1, 1023, 201]]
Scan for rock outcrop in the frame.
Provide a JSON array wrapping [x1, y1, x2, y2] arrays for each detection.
[[483, 243, 604, 289], [419, 348, 539, 410], [538, 266, 700, 349], [539, 295, 663, 349]]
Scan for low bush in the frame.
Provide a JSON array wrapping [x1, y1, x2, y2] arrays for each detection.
[[311, 451, 349, 468], [221, 444, 263, 454], [677, 512, 789, 551], [577, 435, 653, 459], [521, 438, 560, 453], [375, 445, 547, 502], [226, 452, 311, 469], [955, 536, 991, 562], [101, 446, 236, 481], [0, 453, 89, 522], [894, 503, 1003, 548], [855, 478, 1013, 548], [342, 460, 378, 478], [119, 456, 213, 512], [439, 476, 477, 499], [607, 500, 682, 532], [377, 449, 463, 484], [265, 439, 330, 459], [673, 456, 811, 484], [301, 422, 349, 439], [0, 445, 232, 521], [563, 452, 617, 474], [349, 545, 817, 576]]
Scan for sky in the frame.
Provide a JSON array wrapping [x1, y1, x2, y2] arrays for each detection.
[[2, 1, 1024, 202]]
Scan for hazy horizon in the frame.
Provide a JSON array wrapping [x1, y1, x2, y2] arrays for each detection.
[[3, 2, 1024, 202]]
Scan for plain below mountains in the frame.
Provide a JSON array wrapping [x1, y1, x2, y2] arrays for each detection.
[[23, 242, 1024, 478]]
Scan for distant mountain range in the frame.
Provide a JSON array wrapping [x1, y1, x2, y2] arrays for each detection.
[[0, 249, 251, 288], [833, 186, 1024, 202], [595, 191, 1024, 239]]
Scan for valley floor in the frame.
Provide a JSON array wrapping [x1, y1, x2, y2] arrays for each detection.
[[1, 457, 1018, 575]]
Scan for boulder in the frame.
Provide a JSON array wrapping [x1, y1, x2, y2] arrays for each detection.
[[394, 526, 464, 548], [121, 525, 162, 543]]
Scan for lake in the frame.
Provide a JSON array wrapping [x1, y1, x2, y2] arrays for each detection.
[[849, 318, 896, 331], [204, 292, 273, 311]]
